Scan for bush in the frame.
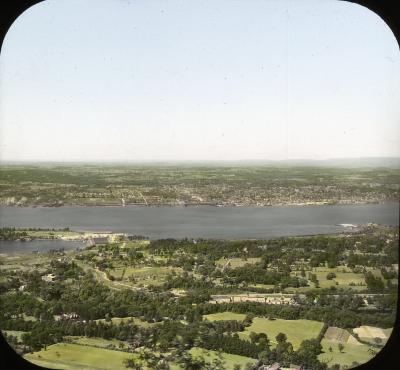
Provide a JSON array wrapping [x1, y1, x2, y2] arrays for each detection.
[[326, 272, 336, 280]]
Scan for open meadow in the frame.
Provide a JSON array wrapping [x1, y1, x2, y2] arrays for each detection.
[[189, 347, 257, 369], [24, 343, 136, 370], [238, 318, 324, 350], [318, 339, 376, 369]]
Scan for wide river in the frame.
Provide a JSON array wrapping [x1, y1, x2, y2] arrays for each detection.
[[0, 203, 398, 243]]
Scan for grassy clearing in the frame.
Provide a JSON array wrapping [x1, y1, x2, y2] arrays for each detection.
[[203, 312, 246, 322], [323, 327, 350, 343], [22, 313, 37, 322], [2, 330, 26, 342], [24, 342, 136, 370], [352, 326, 393, 345], [95, 316, 154, 328], [248, 283, 275, 290], [239, 318, 324, 350], [66, 336, 128, 349], [123, 240, 150, 249], [318, 339, 377, 369], [189, 347, 257, 369], [309, 267, 367, 289], [110, 266, 182, 287], [216, 257, 261, 269]]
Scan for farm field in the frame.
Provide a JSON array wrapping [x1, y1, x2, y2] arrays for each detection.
[[203, 312, 247, 322], [216, 257, 261, 268], [323, 327, 361, 345], [318, 339, 376, 369], [189, 347, 257, 369], [353, 325, 393, 345], [24, 343, 136, 370], [111, 266, 183, 286], [288, 265, 386, 292], [238, 318, 324, 350], [66, 336, 129, 349]]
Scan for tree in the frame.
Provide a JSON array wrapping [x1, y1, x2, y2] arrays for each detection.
[[123, 358, 142, 369], [373, 337, 383, 345], [326, 272, 336, 280], [297, 339, 323, 359], [275, 332, 287, 343], [338, 343, 344, 353], [243, 313, 254, 327]]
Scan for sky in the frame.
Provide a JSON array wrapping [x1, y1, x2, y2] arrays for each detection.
[[0, 0, 399, 162]]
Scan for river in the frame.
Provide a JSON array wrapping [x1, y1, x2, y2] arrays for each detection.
[[0, 203, 398, 247]]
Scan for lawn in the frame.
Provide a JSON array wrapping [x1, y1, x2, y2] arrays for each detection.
[[238, 318, 324, 350], [203, 312, 247, 322], [189, 347, 257, 369], [318, 339, 377, 369], [24, 343, 136, 370]]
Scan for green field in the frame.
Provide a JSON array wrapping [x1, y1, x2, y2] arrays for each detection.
[[352, 326, 393, 345], [312, 267, 367, 289], [95, 316, 154, 328], [323, 327, 351, 343], [203, 312, 247, 322], [108, 265, 183, 288], [288, 266, 384, 292], [203, 313, 324, 350], [248, 283, 276, 290], [189, 347, 257, 369], [24, 343, 136, 370], [238, 318, 324, 350], [1, 330, 26, 342], [216, 257, 261, 269], [112, 266, 182, 280], [318, 339, 376, 369], [66, 336, 129, 349]]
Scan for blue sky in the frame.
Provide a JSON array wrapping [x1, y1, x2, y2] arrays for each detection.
[[0, 0, 399, 161]]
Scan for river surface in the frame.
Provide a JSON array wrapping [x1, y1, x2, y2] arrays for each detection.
[[0, 240, 85, 254], [0, 203, 398, 252]]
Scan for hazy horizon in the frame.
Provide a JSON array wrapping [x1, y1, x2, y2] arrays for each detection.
[[1, 0, 399, 162], [2, 156, 400, 168]]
